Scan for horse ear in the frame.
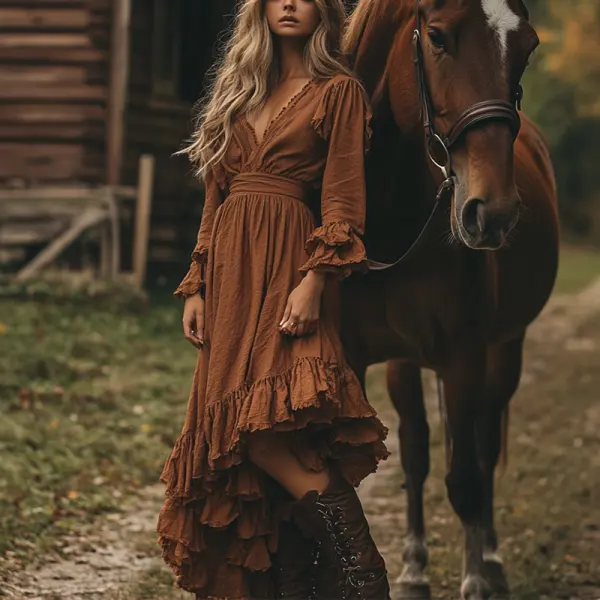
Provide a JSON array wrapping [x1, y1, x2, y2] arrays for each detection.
[[517, 0, 530, 21]]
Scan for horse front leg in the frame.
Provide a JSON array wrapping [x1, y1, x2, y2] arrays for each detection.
[[477, 334, 525, 597], [441, 348, 491, 600], [387, 359, 431, 600]]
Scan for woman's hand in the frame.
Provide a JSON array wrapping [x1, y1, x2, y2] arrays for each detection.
[[182, 294, 205, 349], [279, 270, 327, 337]]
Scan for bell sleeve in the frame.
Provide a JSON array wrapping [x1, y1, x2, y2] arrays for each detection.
[[299, 76, 373, 281], [174, 167, 224, 298]]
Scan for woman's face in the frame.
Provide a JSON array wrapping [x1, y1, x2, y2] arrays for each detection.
[[265, 0, 321, 38]]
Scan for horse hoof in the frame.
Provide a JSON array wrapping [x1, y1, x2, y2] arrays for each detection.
[[392, 581, 431, 600], [483, 560, 510, 597], [461, 574, 492, 600]]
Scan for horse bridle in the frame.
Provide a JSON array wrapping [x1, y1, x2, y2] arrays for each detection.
[[367, 0, 523, 271]]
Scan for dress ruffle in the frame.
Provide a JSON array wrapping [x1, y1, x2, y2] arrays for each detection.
[[157, 356, 389, 597], [310, 76, 373, 154], [174, 246, 209, 298], [299, 221, 369, 280]]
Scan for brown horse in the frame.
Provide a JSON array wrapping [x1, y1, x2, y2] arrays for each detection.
[[338, 1, 560, 599]]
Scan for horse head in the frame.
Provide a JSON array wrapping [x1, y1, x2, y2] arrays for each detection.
[[346, 0, 539, 251]]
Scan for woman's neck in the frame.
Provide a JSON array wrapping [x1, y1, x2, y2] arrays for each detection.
[[273, 37, 310, 81]]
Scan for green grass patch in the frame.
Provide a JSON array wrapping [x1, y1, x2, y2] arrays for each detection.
[[0, 290, 196, 566], [554, 244, 600, 295]]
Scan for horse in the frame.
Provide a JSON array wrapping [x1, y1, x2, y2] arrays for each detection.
[[338, 1, 560, 599]]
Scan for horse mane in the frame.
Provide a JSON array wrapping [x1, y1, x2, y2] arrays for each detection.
[[342, 0, 376, 59], [342, 0, 409, 98], [343, 0, 428, 262]]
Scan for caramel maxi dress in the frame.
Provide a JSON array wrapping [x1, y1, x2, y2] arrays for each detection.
[[157, 74, 389, 599]]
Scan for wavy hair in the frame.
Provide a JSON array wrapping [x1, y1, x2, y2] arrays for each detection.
[[182, 0, 352, 180]]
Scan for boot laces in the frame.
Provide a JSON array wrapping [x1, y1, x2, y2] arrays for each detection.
[[315, 501, 375, 591]]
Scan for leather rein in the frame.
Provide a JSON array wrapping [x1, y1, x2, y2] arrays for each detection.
[[366, 0, 523, 271]]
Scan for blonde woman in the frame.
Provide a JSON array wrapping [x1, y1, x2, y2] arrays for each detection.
[[157, 1, 390, 598]]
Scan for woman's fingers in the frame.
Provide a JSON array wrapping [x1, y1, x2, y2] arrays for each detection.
[[279, 300, 295, 335], [183, 311, 203, 349], [195, 311, 205, 344], [280, 310, 301, 335], [281, 316, 318, 338], [279, 299, 292, 329]]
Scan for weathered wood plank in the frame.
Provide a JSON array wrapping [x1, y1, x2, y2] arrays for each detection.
[[0, 104, 105, 124], [0, 186, 136, 201], [0, 123, 105, 141], [15, 207, 107, 281], [0, 142, 85, 182], [106, 0, 132, 185], [0, 46, 105, 63], [132, 154, 155, 288], [0, 1, 89, 6], [0, 247, 26, 264], [0, 84, 106, 101], [0, 64, 106, 86], [0, 33, 91, 48], [0, 221, 66, 245], [0, 8, 90, 29]]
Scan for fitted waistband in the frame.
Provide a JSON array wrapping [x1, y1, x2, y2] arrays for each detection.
[[229, 172, 311, 202]]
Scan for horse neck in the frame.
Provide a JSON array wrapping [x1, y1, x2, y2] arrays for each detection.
[[354, 0, 447, 255], [351, 2, 413, 96]]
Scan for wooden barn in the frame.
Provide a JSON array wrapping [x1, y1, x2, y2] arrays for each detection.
[[0, 0, 236, 286]]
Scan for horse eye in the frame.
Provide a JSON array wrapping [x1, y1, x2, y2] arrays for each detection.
[[427, 27, 446, 50]]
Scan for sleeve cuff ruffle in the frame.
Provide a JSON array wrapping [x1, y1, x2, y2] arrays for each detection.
[[299, 221, 369, 281], [173, 246, 208, 298]]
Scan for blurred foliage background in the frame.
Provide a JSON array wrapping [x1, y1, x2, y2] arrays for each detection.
[[524, 0, 600, 241]]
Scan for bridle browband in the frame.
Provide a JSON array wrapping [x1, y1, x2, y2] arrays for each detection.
[[367, 0, 523, 271]]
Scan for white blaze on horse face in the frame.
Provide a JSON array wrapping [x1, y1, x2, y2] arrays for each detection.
[[481, 0, 520, 61]]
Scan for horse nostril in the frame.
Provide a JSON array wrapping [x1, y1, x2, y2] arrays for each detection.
[[461, 198, 486, 237]]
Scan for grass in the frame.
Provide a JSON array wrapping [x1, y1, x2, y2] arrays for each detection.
[[361, 319, 600, 599], [0, 282, 197, 570], [553, 244, 600, 295], [0, 244, 598, 594]]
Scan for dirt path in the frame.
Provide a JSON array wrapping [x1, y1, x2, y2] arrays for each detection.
[[2, 279, 600, 600]]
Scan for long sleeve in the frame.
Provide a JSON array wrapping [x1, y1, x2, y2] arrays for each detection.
[[174, 167, 224, 298], [299, 76, 373, 281]]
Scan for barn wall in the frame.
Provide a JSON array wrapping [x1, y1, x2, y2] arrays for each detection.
[[0, 0, 111, 186], [123, 0, 235, 267]]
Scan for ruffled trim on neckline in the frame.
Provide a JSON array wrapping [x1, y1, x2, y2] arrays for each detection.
[[299, 221, 369, 281], [173, 246, 209, 298], [157, 355, 389, 595]]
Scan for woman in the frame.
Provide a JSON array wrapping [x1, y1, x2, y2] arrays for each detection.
[[157, 1, 390, 598]]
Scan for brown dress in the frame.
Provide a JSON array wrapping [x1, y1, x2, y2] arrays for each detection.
[[157, 74, 389, 599]]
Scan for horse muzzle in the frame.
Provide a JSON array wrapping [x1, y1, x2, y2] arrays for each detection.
[[457, 194, 521, 250]]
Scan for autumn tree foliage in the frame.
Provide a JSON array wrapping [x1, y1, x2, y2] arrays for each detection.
[[524, 0, 600, 239]]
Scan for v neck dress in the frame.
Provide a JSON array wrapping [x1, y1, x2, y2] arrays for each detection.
[[157, 74, 389, 599]]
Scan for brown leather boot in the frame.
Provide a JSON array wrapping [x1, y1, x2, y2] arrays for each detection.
[[273, 516, 319, 599], [291, 472, 390, 600]]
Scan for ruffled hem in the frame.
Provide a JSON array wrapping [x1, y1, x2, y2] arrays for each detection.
[[310, 76, 373, 154], [157, 355, 389, 596], [299, 221, 369, 280], [173, 246, 209, 298]]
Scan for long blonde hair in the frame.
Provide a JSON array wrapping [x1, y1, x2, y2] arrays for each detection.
[[183, 0, 352, 180]]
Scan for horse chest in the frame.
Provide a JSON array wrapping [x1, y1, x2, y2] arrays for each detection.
[[385, 273, 472, 366], [346, 259, 479, 369]]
